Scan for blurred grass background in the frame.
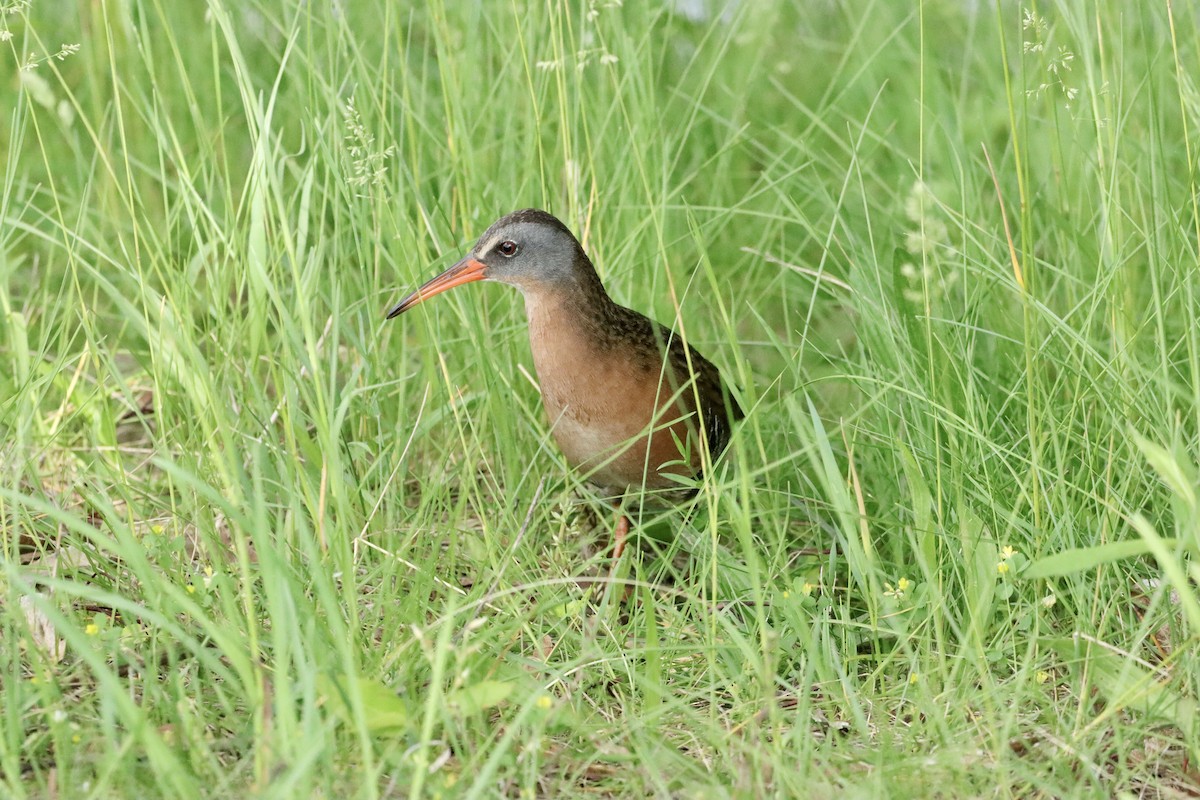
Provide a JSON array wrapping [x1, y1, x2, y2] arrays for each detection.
[[2, 0, 1199, 796]]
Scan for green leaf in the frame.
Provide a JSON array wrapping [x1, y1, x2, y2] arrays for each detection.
[[319, 674, 412, 736], [551, 599, 586, 619], [959, 510, 994, 647], [1024, 539, 1176, 579], [449, 680, 514, 715]]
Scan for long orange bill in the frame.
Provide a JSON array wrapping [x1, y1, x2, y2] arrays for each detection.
[[386, 257, 487, 319]]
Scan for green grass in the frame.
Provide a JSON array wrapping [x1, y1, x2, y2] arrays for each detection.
[[2, 0, 1199, 796]]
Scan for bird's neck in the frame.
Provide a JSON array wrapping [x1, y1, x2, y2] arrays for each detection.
[[522, 255, 615, 330], [523, 274, 618, 352]]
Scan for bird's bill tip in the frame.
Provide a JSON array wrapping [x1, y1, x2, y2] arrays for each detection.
[[385, 257, 487, 318]]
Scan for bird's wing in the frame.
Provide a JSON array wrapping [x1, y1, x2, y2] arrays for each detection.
[[656, 324, 744, 457]]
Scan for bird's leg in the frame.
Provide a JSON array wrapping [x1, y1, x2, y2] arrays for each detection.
[[604, 504, 638, 604], [612, 511, 630, 560]]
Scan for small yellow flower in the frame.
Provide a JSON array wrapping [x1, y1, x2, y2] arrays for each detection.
[[185, 584, 196, 594], [1036, 670, 1050, 684], [908, 672, 920, 685], [802, 582, 816, 596], [151, 524, 164, 535], [781, 590, 790, 599], [535, 695, 554, 710], [884, 578, 911, 600], [997, 561, 1010, 575], [85, 623, 99, 636], [71, 734, 81, 743], [1000, 545, 1017, 560]]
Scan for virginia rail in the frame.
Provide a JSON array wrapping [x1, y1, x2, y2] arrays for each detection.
[[387, 209, 743, 558]]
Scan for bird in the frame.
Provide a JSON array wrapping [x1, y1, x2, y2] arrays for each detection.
[[386, 208, 743, 559]]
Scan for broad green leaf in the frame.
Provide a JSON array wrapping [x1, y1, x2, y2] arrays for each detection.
[[319, 674, 412, 736], [1024, 539, 1177, 579], [449, 680, 514, 715]]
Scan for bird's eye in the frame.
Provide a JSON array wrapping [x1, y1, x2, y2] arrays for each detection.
[[497, 240, 519, 257]]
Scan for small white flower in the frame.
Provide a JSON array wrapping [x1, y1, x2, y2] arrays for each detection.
[[599, 52, 618, 66], [535, 59, 561, 71]]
